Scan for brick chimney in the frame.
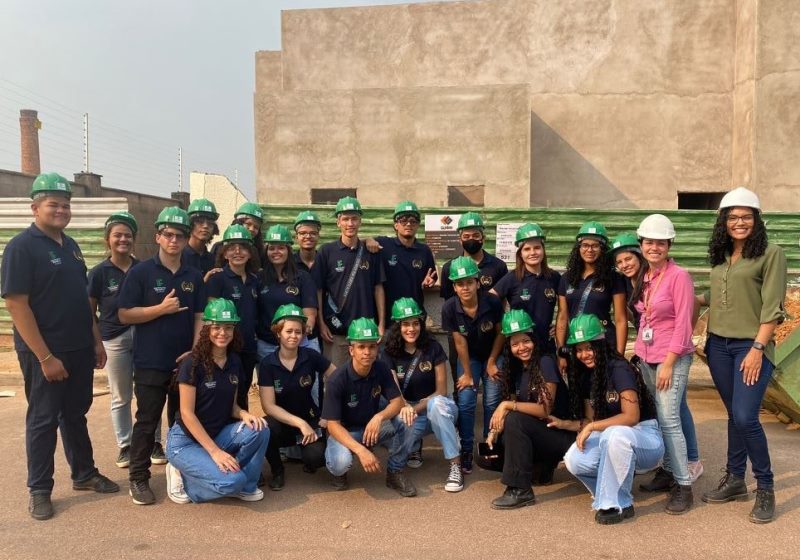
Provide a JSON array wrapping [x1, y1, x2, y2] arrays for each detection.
[[19, 109, 41, 176]]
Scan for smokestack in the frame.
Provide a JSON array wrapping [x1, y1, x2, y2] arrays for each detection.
[[19, 109, 41, 176]]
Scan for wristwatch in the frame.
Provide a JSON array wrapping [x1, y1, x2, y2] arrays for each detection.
[[557, 346, 571, 359], [752, 341, 766, 351]]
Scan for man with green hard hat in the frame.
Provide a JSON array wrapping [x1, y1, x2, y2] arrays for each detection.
[[293, 210, 322, 274], [118, 205, 206, 505], [183, 198, 219, 277], [321, 317, 417, 496], [2, 172, 119, 520]]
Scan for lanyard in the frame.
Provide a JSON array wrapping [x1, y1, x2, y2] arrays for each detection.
[[643, 265, 667, 326]]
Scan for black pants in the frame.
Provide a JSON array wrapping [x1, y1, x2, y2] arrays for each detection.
[[129, 369, 170, 483], [237, 351, 259, 411], [265, 416, 326, 474], [501, 411, 576, 489], [19, 349, 98, 494]]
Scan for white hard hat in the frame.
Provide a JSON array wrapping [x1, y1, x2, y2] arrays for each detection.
[[637, 214, 676, 241], [719, 186, 760, 211]]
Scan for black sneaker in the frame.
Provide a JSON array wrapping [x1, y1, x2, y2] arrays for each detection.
[[749, 488, 775, 524], [386, 470, 417, 497], [28, 493, 53, 521], [257, 472, 267, 488], [665, 484, 694, 515], [461, 451, 474, 475], [302, 465, 317, 474], [150, 442, 167, 465], [331, 473, 348, 491], [407, 449, 423, 469], [129, 480, 156, 505], [115, 446, 130, 469], [491, 486, 536, 510], [268, 471, 285, 491], [73, 473, 120, 493], [595, 505, 635, 525], [702, 471, 749, 504], [639, 467, 675, 492]]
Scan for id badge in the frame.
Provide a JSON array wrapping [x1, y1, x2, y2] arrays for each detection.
[[642, 327, 654, 345]]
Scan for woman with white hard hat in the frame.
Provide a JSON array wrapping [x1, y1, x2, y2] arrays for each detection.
[[696, 187, 786, 524], [631, 214, 699, 515]]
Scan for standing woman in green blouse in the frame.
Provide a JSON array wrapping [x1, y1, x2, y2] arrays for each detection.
[[697, 187, 786, 524]]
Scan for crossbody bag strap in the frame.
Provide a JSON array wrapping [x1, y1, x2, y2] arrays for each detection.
[[576, 277, 596, 315], [336, 241, 365, 311], [402, 350, 424, 393]]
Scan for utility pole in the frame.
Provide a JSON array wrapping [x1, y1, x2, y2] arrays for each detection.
[[178, 146, 183, 192], [82, 113, 89, 172]]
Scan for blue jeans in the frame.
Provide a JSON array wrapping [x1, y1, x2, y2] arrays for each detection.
[[325, 418, 413, 475], [639, 354, 693, 485], [404, 395, 460, 460], [681, 391, 699, 463], [166, 422, 270, 503], [706, 334, 774, 488], [103, 329, 161, 448], [564, 419, 664, 511], [455, 358, 502, 452]]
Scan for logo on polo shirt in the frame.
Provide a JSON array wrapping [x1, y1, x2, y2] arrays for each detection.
[[606, 390, 619, 404], [480, 275, 493, 287], [274, 379, 283, 394], [347, 394, 359, 408], [154, 278, 167, 294], [335, 260, 345, 273], [388, 255, 398, 267], [299, 374, 312, 387], [251, 288, 258, 298], [181, 281, 195, 293], [566, 286, 575, 295], [419, 361, 432, 372], [371, 385, 381, 398], [480, 320, 494, 333], [520, 288, 531, 302], [593, 285, 605, 293], [309, 408, 316, 418], [412, 259, 423, 269], [544, 288, 556, 301], [286, 285, 299, 296], [107, 278, 119, 294], [231, 286, 241, 300], [229, 374, 239, 385], [73, 250, 84, 262], [396, 366, 405, 379], [48, 251, 62, 266], [260, 286, 270, 294], [458, 325, 466, 334], [359, 261, 370, 271], [204, 379, 217, 389]]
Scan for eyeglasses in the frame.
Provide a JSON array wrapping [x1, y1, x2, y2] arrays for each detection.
[[225, 244, 248, 253], [159, 231, 186, 241], [726, 214, 755, 224], [579, 242, 601, 251], [209, 325, 235, 334], [396, 217, 420, 225], [296, 231, 319, 238]]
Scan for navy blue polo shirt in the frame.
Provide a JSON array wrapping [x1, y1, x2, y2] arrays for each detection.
[[117, 253, 205, 373], [256, 270, 317, 344], [376, 236, 436, 316], [580, 357, 655, 422], [293, 251, 316, 275], [1, 224, 94, 353], [257, 347, 331, 426], [182, 245, 216, 276], [321, 360, 400, 431], [87, 257, 139, 341], [558, 272, 626, 344], [440, 252, 508, 300], [176, 352, 240, 439], [493, 269, 561, 352], [380, 339, 447, 402], [205, 266, 259, 354], [512, 355, 570, 418], [441, 293, 503, 361], [312, 239, 386, 329]]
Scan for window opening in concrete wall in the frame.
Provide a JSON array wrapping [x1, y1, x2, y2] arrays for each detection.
[[447, 185, 485, 207], [311, 188, 357, 204], [678, 192, 726, 210]]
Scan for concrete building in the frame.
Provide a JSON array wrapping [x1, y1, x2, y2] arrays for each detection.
[[254, 0, 800, 211], [189, 172, 250, 231]]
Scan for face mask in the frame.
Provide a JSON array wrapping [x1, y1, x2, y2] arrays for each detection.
[[462, 239, 483, 255]]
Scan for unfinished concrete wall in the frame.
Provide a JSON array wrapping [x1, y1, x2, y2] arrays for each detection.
[[190, 172, 250, 230]]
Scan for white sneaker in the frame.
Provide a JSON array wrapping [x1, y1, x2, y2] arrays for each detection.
[[688, 460, 704, 483], [236, 488, 265, 502], [166, 463, 190, 504], [444, 462, 464, 493]]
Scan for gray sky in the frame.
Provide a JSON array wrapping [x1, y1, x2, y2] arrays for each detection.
[[0, 0, 447, 200]]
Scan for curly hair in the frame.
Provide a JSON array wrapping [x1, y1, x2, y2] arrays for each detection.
[[708, 208, 768, 266], [514, 240, 555, 282], [214, 242, 260, 274], [383, 319, 431, 358], [564, 239, 615, 290], [185, 324, 244, 384], [498, 334, 553, 410], [567, 340, 656, 422]]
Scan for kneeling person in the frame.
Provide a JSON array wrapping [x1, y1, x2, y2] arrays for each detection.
[[322, 317, 417, 496]]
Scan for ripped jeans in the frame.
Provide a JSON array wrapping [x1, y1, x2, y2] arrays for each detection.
[[405, 395, 460, 461]]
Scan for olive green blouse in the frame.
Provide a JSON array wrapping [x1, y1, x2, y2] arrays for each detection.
[[703, 243, 787, 362]]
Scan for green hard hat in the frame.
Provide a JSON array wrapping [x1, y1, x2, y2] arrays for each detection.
[[294, 210, 322, 230], [155, 206, 190, 232], [448, 256, 480, 281], [457, 212, 484, 231], [515, 223, 546, 246], [566, 314, 605, 345], [501, 309, 536, 337], [271, 303, 307, 325], [222, 224, 253, 244], [610, 232, 641, 255], [235, 202, 264, 222], [347, 317, 381, 342], [393, 201, 420, 220], [390, 297, 424, 321], [576, 221, 608, 243], [203, 298, 240, 323], [30, 172, 72, 199], [334, 196, 363, 216], [264, 224, 293, 245], [105, 211, 138, 235], [187, 198, 219, 219]]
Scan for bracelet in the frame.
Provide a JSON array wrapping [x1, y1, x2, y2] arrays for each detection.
[[38, 353, 53, 364]]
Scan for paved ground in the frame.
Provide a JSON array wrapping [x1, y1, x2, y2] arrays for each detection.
[[0, 383, 798, 560]]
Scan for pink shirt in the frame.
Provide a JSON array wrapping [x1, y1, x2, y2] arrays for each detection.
[[634, 259, 695, 363]]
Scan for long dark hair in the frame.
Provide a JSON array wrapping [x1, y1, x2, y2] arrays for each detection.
[[499, 333, 552, 409], [230, 216, 265, 269], [260, 246, 300, 287], [186, 324, 244, 384], [567, 340, 656, 421], [514, 240, 554, 282], [214, 242, 259, 274], [564, 239, 615, 289], [708, 207, 768, 266], [384, 318, 432, 357]]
